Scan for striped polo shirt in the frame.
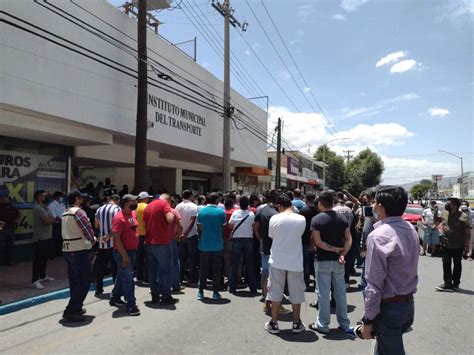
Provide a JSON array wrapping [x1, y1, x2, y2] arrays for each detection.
[[95, 203, 121, 249]]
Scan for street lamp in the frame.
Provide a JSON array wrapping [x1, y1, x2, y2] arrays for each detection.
[[438, 150, 464, 199], [322, 137, 350, 188]]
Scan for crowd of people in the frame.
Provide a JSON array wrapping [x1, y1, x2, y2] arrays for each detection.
[[1, 180, 473, 354]]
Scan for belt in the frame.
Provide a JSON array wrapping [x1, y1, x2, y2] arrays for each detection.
[[382, 294, 414, 303]]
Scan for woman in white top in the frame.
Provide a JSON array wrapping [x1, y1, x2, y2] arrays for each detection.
[[228, 196, 257, 293]]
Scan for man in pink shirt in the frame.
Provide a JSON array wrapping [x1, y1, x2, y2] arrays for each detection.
[[361, 186, 419, 355]]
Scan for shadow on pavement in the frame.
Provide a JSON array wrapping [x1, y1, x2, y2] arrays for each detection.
[[321, 329, 355, 341], [111, 308, 130, 318], [59, 315, 95, 327], [331, 304, 356, 314], [278, 329, 319, 342], [200, 298, 231, 305], [456, 288, 474, 295], [232, 290, 260, 298], [143, 301, 177, 311]]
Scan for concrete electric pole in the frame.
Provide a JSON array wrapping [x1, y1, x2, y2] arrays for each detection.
[[134, 0, 148, 194], [212, 0, 247, 192], [275, 117, 282, 190]]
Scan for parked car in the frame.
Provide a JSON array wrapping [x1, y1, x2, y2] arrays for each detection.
[[402, 204, 424, 231]]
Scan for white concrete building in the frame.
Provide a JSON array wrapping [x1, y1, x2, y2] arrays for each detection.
[[0, 1, 267, 246]]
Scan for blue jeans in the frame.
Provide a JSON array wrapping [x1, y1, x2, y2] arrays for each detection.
[[315, 260, 350, 331], [373, 301, 414, 355], [170, 239, 180, 289], [179, 235, 199, 283], [229, 238, 257, 292], [63, 250, 91, 315], [146, 244, 172, 298], [361, 261, 367, 299], [260, 253, 270, 286], [112, 250, 137, 308]]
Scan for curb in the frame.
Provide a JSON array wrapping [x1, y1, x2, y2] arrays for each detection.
[[0, 277, 114, 316]]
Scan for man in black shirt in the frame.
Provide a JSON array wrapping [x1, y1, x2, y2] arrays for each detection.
[[254, 190, 290, 315], [309, 190, 352, 334], [299, 192, 319, 290]]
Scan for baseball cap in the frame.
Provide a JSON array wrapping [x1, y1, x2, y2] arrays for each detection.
[[138, 191, 151, 199], [121, 194, 138, 203], [110, 194, 121, 201]]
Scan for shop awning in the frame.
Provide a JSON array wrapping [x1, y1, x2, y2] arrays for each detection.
[[236, 167, 271, 176]]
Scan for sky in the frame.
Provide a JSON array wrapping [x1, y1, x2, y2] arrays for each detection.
[[108, 0, 473, 185]]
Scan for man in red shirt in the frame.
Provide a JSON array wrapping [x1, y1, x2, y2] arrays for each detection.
[[143, 194, 176, 305], [110, 194, 140, 316]]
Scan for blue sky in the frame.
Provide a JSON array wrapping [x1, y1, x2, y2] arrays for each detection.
[[108, 0, 473, 184]]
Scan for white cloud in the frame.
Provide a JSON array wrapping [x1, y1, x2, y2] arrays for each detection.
[[428, 107, 450, 117], [296, 4, 315, 21], [340, 93, 419, 120], [332, 14, 347, 21], [201, 61, 210, 69], [437, 0, 474, 23], [381, 156, 458, 184], [340, 0, 370, 12], [288, 40, 298, 46], [251, 43, 260, 49], [303, 86, 311, 93], [390, 59, 417, 73], [376, 51, 407, 67], [268, 106, 414, 153], [244, 50, 250, 56]]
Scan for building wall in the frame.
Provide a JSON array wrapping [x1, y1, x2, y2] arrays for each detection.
[[1, 0, 267, 168]]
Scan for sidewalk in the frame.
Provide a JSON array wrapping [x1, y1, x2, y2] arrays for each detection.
[[0, 258, 69, 305]]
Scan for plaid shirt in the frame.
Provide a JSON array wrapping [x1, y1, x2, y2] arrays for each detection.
[[74, 208, 95, 241]]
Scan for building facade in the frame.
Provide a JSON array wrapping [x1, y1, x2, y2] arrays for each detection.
[[1, 1, 267, 250]]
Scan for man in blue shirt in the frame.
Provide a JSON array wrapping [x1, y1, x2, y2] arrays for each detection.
[[196, 193, 226, 300], [291, 189, 306, 211]]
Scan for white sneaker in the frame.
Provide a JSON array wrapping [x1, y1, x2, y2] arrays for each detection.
[[32, 281, 45, 289], [40, 275, 55, 282]]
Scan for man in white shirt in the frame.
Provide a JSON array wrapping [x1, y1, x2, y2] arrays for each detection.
[[421, 201, 441, 256], [48, 191, 66, 257], [175, 190, 199, 285], [228, 196, 256, 294], [264, 194, 306, 335]]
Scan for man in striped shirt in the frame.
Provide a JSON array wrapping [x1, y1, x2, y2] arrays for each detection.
[[91, 194, 121, 296]]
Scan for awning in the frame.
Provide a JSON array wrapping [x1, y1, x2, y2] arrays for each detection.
[[236, 167, 271, 176]]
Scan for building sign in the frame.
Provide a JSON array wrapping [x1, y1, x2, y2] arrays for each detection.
[[302, 167, 319, 180], [148, 94, 207, 137], [287, 157, 299, 176], [0, 150, 68, 241], [432, 174, 443, 182]]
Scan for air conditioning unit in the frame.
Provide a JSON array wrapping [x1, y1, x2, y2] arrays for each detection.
[[131, 0, 171, 11]]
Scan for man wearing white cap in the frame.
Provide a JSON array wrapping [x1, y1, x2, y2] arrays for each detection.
[[136, 191, 151, 283]]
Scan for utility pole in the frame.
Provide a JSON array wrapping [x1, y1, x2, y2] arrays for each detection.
[[134, 0, 148, 194], [343, 149, 354, 163], [212, 0, 247, 192], [275, 118, 282, 190]]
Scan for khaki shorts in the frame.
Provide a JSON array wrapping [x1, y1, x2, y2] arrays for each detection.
[[267, 266, 306, 304]]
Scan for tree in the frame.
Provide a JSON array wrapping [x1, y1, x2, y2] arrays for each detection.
[[344, 148, 384, 195], [314, 145, 346, 191], [411, 179, 432, 200]]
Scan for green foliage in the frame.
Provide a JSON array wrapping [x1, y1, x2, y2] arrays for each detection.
[[411, 179, 433, 199], [314, 145, 346, 190], [344, 148, 384, 195]]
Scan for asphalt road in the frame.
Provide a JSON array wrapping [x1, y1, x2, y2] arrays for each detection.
[[0, 256, 472, 355]]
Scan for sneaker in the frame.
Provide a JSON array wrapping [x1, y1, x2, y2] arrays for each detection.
[[278, 305, 292, 315], [452, 284, 460, 291], [160, 296, 178, 305], [435, 284, 454, 292], [212, 292, 222, 300], [74, 308, 87, 315], [309, 301, 319, 309], [172, 285, 186, 292], [94, 289, 104, 297], [109, 298, 127, 307], [309, 322, 329, 334], [32, 281, 44, 289], [197, 291, 204, 300], [127, 306, 141, 316], [40, 275, 55, 282], [264, 321, 280, 334], [292, 320, 306, 334]]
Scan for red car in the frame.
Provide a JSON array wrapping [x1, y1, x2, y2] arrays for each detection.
[[402, 204, 424, 230]]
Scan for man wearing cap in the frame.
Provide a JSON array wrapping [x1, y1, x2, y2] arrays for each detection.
[[92, 194, 121, 296], [110, 194, 140, 316], [135, 191, 151, 284], [62, 190, 97, 322], [143, 193, 176, 305]]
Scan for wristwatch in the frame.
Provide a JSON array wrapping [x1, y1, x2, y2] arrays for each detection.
[[361, 317, 374, 325]]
